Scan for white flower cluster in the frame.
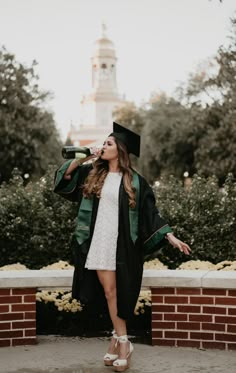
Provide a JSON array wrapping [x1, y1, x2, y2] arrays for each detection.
[[177, 260, 216, 270], [40, 260, 74, 270], [177, 259, 236, 271], [144, 258, 168, 270], [36, 290, 82, 313], [0, 260, 74, 271], [0, 263, 29, 271], [134, 289, 152, 315], [1, 259, 236, 273], [36, 288, 152, 316], [215, 260, 236, 271]]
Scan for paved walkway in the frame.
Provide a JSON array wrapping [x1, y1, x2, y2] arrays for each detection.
[[0, 336, 236, 373]]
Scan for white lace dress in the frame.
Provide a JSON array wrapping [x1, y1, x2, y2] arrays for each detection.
[[85, 172, 122, 271]]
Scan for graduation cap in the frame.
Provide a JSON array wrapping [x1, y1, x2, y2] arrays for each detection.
[[109, 122, 141, 157]]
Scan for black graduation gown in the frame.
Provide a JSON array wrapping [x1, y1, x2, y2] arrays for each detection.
[[54, 161, 172, 320]]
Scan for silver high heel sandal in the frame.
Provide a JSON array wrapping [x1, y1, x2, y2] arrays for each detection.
[[113, 335, 134, 372], [104, 331, 119, 366]]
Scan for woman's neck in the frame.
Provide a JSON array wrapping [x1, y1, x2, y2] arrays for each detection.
[[108, 159, 120, 173]]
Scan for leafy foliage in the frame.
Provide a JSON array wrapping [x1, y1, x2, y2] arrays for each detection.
[[113, 101, 145, 170], [113, 95, 196, 182], [0, 167, 77, 268], [113, 17, 236, 184], [140, 95, 194, 181], [0, 169, 236, 269], [183, 18, 236, 184], [152, 174, 236, 268], [0, 46, 62, 182], [113, 101, 145, 134]]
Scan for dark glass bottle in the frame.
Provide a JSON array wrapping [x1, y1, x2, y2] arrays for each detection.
[[62, 146, 92, 159]]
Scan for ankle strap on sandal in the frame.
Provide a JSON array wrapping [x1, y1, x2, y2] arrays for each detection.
[[112, 330, 118, 339], [117, 335, 128, 343]]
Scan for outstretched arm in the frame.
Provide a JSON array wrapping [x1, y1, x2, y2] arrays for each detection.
[[166, 232, 191, 255], [140, 176, 191, 256]]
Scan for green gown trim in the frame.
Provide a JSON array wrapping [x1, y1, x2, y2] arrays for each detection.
[[54, 160, 79, 194], [54, 163, 172, 253], [74, 195, 93, 245], [54, 164, 140, 245], [75, 171, 140, 245], [143, 224, 172, 254], [129, 172, 139, 242]]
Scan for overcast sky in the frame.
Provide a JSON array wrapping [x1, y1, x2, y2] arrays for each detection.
[[0, 0, 235, 139]]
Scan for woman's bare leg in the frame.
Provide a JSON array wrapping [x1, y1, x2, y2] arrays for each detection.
[[97, 270, 130, 358]]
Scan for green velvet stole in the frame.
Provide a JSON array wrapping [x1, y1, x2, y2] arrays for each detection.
[[75, 171, 140, 245]]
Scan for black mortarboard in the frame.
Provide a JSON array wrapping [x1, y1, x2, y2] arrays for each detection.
[[109, 122, 141, 157]]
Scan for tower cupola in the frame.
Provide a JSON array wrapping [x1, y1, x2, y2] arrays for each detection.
[[91, 23, 117, 93]]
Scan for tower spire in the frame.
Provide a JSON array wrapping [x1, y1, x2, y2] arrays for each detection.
[[101, 22, 107, 38]]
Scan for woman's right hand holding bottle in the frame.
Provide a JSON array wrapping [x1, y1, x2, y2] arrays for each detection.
[[63, 146, 102, 180]]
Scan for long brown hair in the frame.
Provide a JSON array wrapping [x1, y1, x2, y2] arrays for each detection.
[[83, 138, 136, 208]]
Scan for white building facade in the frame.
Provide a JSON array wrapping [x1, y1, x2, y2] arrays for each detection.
[[69, 25, 125, 146]]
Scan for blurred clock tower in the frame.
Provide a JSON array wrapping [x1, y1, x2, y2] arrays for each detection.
[[68, 24, 125, 146]]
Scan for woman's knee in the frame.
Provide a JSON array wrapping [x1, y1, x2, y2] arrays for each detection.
[[96, 271, 116, 301], [104, 286, 116, 301]]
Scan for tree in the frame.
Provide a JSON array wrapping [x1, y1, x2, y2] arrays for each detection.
[[183, 16, 236, 183], [140, 94, 194, 181], [64, 136, 74, 146], [113, 101, 145, 170], [113, 17, 236, 183], [113, 101, 145, 134], [0, 47, 62, 182], [113, 95, 196, 182]]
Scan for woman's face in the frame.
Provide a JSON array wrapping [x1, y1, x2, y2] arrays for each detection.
[[100, 136, 119, 161]]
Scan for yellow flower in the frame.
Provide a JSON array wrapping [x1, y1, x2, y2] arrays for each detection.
[[40, 260, 74, 270], [177, 260, 216, 270], [144, 259, 168, 270]]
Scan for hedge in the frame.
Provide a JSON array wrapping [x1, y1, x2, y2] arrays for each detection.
[[0, 167, 235, 269], [153, 174, 236, 268]]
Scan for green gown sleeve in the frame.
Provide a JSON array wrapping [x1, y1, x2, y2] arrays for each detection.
[[54, 160, 92, 202], [140, 178, 172, 255]]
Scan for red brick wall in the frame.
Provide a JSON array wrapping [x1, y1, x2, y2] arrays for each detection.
[[1, 285, 235, 349], [151, 287, 236, 350], [0, 288, 37, 347]]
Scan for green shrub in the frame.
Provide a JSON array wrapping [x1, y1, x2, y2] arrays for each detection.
[[153, 174, 236, 268], [0, 169, 235, 269], [0, 167, 77, 268]]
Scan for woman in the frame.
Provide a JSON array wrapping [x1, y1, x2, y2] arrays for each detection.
[[54, 122, 191, 372]]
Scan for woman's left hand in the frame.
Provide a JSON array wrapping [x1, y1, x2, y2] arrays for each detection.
[[166, 233, 191, 255]]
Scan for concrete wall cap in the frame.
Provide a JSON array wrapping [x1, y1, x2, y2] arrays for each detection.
[[0, 269, 235, 289]]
